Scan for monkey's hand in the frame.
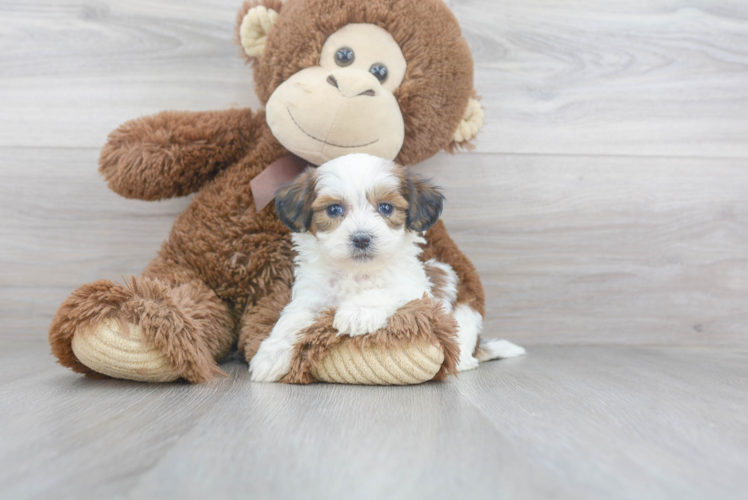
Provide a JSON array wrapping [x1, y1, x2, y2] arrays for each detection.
[[99, 108, 261, 200]]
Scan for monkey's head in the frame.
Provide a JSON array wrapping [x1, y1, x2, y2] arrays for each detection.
[[236, 0, 483, 166]]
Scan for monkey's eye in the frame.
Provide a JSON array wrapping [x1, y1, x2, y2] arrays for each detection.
[[326, 204, 344, 217], [378, 203, 394, 217], [335, 47, 355, 67], [369, 64, 388, 82]]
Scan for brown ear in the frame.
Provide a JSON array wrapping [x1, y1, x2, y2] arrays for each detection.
[[403, 173, 445, 232], [235, 0, 284, 62], [275, 168, 316, 233], [447, 97, 484, 152]]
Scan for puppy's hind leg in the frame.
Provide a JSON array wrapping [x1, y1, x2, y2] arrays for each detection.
[[453, 303, 526, 371], [453, 303, 483, 372], [474, 338, 526, 362]]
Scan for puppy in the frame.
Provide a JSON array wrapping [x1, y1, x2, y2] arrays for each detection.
[[249, 153, 524, 382]]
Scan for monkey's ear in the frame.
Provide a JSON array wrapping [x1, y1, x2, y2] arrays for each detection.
[[449, 98, 484, 150], [237, 3, 281, 60], [275, 169, 316, 233], [403, 173, 445, 233]]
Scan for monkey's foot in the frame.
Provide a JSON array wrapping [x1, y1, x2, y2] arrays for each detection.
[[71, 319, 180, 383]]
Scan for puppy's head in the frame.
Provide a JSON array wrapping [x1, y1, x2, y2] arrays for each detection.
[[275, 153, 444, 267]]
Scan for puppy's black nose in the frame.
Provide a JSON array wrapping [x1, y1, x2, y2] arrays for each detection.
[[352, 232, 372, 249]]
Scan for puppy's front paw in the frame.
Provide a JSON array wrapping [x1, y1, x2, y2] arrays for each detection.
[[333, 304, 388, 337], [249, 338, 293, 382]]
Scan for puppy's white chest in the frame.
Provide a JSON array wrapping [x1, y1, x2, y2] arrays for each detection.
[[326, 272, 380, 307]]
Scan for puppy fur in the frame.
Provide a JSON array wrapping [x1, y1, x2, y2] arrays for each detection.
[[250, 154, 458, 382]]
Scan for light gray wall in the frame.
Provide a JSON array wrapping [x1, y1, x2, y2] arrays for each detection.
[[1, 0, 746, 344]]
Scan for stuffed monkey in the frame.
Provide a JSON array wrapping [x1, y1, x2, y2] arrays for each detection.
[[49, 0, 516, 385]]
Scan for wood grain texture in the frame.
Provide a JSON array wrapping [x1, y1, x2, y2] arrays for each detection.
[[452, 345, 748, 500], [1, 0, 747, 156], [0, 0, 748, 500], [458, 0, 748, 157], [414, 153, 748, 345], [0, 341, 237, 500], [2, 147, 746, 345], [2, 1, 748, 497], [0, 0, 261, 149], [1, 0, 746, 346], [0, 341, 746, 500]]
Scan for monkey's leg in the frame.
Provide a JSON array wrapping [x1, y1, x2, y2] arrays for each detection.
[[49, 264, 235, 383]]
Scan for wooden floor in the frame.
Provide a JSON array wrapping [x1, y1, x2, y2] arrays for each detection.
[[2, 0, 748, 498], [0, 340, 745, 500]]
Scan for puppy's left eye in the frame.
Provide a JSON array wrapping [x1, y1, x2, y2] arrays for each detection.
[[326, 204, 344, 217], [378, 203, 394, 217]]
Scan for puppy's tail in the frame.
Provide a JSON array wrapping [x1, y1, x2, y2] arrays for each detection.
[[475, 338, 526, 362]]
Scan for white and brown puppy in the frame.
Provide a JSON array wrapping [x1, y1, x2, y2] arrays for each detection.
[[249, 154, 523, 382]]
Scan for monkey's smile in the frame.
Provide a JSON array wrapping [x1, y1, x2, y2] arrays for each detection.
[[287, 108, 380, 149]]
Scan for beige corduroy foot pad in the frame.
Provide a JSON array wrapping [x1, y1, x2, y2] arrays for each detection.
[[71, 318, 180, 383], [311, 339, 444, 385]]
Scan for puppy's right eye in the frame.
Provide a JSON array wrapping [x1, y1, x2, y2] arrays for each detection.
[[326, 204, 344, 217], [378, 203, 394, 217]]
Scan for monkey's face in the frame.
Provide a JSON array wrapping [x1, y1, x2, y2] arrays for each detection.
[[265, 24, 407, 166], [238, 0, 483, 166]]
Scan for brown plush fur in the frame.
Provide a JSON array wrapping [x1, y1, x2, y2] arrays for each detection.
[[280, 297, 459, 384], [49, 276, 234, 383], [100, 108, 261, 201], [242, 0, 475, 165], [48, 0, 485, 383]]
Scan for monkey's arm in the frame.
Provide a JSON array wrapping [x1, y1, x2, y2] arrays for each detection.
[[421, 220, 486, 316], [99, 108, 262, 200]]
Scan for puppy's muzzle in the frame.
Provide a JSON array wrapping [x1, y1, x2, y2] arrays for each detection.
[[351, 232, 372, 250]]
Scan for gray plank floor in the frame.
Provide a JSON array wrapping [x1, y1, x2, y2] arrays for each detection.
[[0, 340, 746, 500]]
